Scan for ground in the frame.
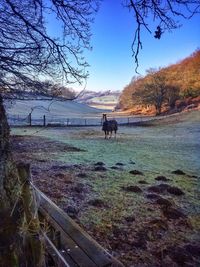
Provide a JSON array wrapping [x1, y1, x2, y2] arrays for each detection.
[[11, 110, 200, 267]]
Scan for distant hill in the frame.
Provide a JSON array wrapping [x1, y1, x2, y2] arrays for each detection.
[[4, 96, 109, 126], [77, 90, 121, 110], [118, 50, 200, 115]]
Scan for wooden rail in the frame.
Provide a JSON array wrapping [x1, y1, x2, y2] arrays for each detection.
[[32, 183, 124, 267]]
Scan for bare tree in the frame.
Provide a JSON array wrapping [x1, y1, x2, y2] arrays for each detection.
[[0, 0, 99, 95], [0, 1, 99, 266], [1, 0, 200, 93], [123, 0, 200, 71]]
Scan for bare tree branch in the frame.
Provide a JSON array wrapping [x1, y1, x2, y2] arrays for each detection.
[[123, 0, 200, 71], [0, 0, 99, 95]]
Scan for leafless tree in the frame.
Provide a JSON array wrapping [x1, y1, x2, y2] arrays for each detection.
[[1, 0, 199, 94], [123, 0, 200, 71], [0, 0, 99, 96]]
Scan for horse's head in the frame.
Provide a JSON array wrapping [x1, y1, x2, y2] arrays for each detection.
[[102, 113, 107, 121]]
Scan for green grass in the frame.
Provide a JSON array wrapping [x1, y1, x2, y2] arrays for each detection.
[[11, 110, 200, 266]]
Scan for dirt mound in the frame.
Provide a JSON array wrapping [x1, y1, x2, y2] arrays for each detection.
[[129, 170, 144, 175], [93, 166, 107, 171], [172, 169, 186, 175], [167, 186, 184, 195], [122, 185, 142, 193], [148, 184, 184, 196], [155, 176, 170, 181], [138, 180, 148, 184], [161, 207, 186, 220], [88, 199, 108, 208]]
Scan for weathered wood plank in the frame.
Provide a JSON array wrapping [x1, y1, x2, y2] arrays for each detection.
[[40, 205, 98, 267], [44, 233, 77, 267], [33, 184, 124, 267]]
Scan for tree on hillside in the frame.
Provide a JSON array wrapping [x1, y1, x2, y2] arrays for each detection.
[[165, 85, 180, 109], [121, 50, 200, 113], [132, 70, 167, 115]]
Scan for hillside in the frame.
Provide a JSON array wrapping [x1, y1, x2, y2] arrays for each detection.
[[4, 97, 109, 126], [118, 50, 200, 115], [77, 90, 121, 110]]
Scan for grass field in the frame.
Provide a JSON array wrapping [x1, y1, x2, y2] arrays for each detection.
[[11, 110, 200, 266]]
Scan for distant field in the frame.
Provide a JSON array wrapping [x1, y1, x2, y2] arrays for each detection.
[[4, 97, 158, 126], [11, 110, 200, 266], [4, 98, 109, 125]]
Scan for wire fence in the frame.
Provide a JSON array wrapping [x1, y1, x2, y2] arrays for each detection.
[[7, 113, 155, 127]]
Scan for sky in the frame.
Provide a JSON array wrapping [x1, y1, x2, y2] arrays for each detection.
[[72, 1, 200, 93]]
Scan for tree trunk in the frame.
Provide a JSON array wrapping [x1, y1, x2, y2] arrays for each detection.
[[0, 96, 45, 267], [155, 104, 161, 115]]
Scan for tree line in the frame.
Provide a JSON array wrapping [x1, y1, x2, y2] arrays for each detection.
[[118, 50, 200, 115]]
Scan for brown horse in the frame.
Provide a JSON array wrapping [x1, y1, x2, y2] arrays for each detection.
[[102, 114, 118, 139]]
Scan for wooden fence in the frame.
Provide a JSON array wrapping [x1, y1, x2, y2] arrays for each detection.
[[7, 113, 153, 127], [32, 183, 124, 267]]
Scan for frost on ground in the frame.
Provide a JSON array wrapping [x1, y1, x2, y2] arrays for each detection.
[[11, 110, 200, 267]]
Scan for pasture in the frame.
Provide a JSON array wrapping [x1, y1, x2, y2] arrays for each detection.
[[11, 110, 200, 266]]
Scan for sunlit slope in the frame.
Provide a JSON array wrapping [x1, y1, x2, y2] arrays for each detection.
[[5, 99, 108, 118]]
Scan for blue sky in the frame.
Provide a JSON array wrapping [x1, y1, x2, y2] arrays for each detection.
[[73, 1, 200, 92]]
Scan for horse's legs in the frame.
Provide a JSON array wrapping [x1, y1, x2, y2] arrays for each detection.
[[109, 130, 112, 139], [114, 130, 117, 139], [104, 131, 107, 139]]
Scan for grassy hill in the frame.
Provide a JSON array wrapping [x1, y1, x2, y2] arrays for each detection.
[[77, 90, 120, 110], [4, 97, 109, 126]]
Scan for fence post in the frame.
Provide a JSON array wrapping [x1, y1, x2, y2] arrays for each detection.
[[29, 113, 32, 126], [43, 115, 46, 127], [17, 163, 44, 267]]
